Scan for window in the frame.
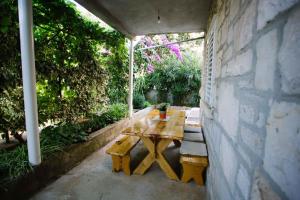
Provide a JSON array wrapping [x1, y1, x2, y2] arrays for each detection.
[[204, 17, 216, 107]]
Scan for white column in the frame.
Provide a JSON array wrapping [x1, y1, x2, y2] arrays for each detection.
[[128, 39, 134, 118], [18, 0, 41, 165]]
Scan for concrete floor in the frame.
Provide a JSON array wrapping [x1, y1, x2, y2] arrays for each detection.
[[32, 136, 207, 200]]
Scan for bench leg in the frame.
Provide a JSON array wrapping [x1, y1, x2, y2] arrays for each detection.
[[111, 155, 122, 172], [193, 167, 205, 186], [181, 163, 193, 183], [122, 154, 131, 176], [181, 164, 205, 186]]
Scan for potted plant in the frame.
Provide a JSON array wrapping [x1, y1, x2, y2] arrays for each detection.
[[156, 103, 169, 119]]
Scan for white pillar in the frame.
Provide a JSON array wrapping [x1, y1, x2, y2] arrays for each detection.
[[128, 39, 134, 118], [18, 0, 41, 165]]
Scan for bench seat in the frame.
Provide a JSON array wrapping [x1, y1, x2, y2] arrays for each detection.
[[180, 141, 207, 156], [106, 135, 140, 175], [184, 117, 201, 132], [183, 132, 204, 143]]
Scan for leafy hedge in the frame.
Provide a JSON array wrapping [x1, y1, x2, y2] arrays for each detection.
[[0, 0, 128, 143], [0, 103, 128, 184], [135, 52, 201, 106], [133, 35, 202, 107]]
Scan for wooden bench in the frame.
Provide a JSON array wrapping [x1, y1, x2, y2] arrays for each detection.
[[180, 141, 208, 185], [106, 135, 140, 175], [180, 155, 208, 185]]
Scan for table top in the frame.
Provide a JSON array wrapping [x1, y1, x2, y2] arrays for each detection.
[[121, 109, 185, 140]]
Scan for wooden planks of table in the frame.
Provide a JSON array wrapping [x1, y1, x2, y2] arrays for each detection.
[[121, 109, 185, 181]]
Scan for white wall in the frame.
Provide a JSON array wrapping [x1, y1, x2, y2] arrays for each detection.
[[201, 0, 300, 199]]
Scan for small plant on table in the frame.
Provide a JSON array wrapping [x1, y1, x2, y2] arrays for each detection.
[[156, 103, 169, 119]]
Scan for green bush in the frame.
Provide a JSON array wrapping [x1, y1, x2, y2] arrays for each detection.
[[133, 93, 146, 109], [142, 53, 201, 106], [40, 122, 88, 147], [0, 103, 128, 184], [0, 0, 128, 128], [144, 101, 152, 108]]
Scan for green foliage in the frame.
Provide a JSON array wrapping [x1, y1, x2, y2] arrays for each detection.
[[0, 88, 24, 133], [0, 87, 26, 143], [0, 0, 128, 139], [144, 101, 152, 108], [133, 93, 146, 109], [0, 0, 21, 92], [105, 103, 128, 120], [0, 103, 128, 184], [41, 123, 87, 147], [0, 146, 31, 182], [133, 34, 202, 107], [156, 103, 169, 111], [0, 0, 129, 184], [142, 52, 201, 106]]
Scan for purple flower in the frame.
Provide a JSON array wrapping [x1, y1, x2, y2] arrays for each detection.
[[146, 64, 154, 74], [144, 37, 153, 47], [155, 54, 161, 61], [160, 35, 183, 61]]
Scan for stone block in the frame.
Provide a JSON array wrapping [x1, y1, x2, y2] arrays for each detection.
[[223, 49, 253, 77], [223, 44, 233, 62], [257, 0, 299, 30], [220, 135, 238, 193], [241, 125, 264, 156], [251, 171, 281, 200], [255, 29, 277, 91], [237, 165, 251, 199], [221, 18, 229, 45], [237, 145, 252, 168], [211, 123, 222, 156], [278, 7, 300, 94], [217, 82, 239, 140], [215, 49, 223, 78], [238, 76, 254, 89], [227, 24, 234, 44], [229, 0, 240, 23], [234, 0, 256, 51], [240, 104, 256, 124], [218, 2, 226, 24], [255, 112, 265, 128], [208, 158, 233, 200], [264, 101, 300, 200]]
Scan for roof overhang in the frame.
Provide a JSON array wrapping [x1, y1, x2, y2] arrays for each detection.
[[74, 0, 212, 38]]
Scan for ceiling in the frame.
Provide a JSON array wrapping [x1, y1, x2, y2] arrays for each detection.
[[75, 0, 212, 38]]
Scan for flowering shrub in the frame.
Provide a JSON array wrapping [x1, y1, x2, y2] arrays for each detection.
[[136, 34, 183, 75], [160, 35, 183, 61], [134, 33, 202, 106], [147, 64, 155, 74]]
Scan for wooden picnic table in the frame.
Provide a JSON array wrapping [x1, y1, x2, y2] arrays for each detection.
[[121, 109, 185, 181]]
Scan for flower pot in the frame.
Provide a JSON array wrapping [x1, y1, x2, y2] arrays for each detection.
[[159, 111, 167, 119]]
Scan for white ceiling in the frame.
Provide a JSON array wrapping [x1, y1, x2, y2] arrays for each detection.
[[75, 0, 212, 38]]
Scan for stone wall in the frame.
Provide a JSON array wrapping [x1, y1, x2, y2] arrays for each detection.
[[200, 0, 300, 199]]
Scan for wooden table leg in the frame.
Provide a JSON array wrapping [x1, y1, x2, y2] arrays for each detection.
[[156, 139, 179, 181], [134, 137, 180, 181], [133, 137, 155, 175]]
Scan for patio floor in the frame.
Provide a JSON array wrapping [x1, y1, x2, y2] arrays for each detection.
[[31, 135, 207, 200]]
